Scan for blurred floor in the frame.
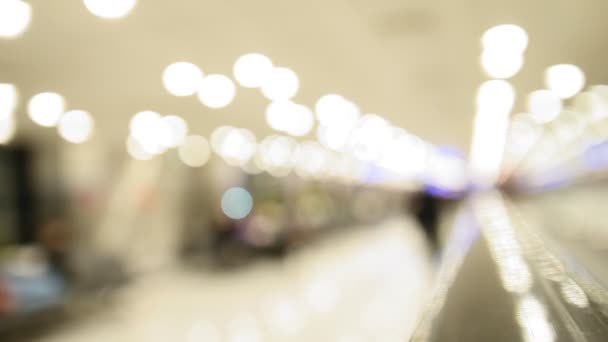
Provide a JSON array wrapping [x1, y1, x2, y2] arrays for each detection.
[[31, 216, 432, 342]]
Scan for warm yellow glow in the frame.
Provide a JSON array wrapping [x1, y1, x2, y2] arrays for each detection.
[[178, 135, 211, 167], [545, 64, 585, 99], [162, 62, 203, 97], [233, 53, 273, 88], [0, 0, 31, 38], [83, 0, 137, 19], [0, 117, 16, 144], [197, 74, 236, 108], [527, 90, 562, 124], [160, 115, 188, 148], [0, 83, 18, 119], [27, 92, 66, 127], [261, 67, 299, 101], [481, 24, 528, 54], [480, 49, 524, 79], [58, 110, 94, 144]]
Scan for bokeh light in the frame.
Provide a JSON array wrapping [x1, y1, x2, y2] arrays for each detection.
[[480, 49, 524, 79], [0, 0, 31, 38], [481, 24, 528, 53], [0, 117, 16, 144], [527, 90, 562, 124], [214, 127, 257, 166], [261, 67, 299, 101], [233, 53, 273, 88], [317, 125, 352, 152], [257, 135, 297, 176], [178, 135, 211, 167], [83, 0, 137, 19], [126, 135, 154, 160], [545, 64, 585, 99], [0, 83, 18, 119], [315, 94, 360, 128], [57, 110, 94, 144], [221, 187, 254, 220], [266, 101, 314, 137], [293, 141, 329, 178], [476, 80, 515, 114], [161, 115, 188, 148], [27, 92, 66, 127], [348, 114, 392, 162], [129, 111, 171, 154], [197, 74, 236, 109], [162, 62, 203, 97]]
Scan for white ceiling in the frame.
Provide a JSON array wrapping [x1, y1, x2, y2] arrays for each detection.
[[2, 0, 608, 151]]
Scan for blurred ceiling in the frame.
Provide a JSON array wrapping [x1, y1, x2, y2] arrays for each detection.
[[2, 0, 608, 151]]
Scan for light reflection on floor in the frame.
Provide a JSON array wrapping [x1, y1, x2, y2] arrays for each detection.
[[39, 217, 432, 341]]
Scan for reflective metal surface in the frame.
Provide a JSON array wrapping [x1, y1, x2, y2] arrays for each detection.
[[414, 186, 608, 341]]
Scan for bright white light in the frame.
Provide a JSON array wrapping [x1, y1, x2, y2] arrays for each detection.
[[476, 80, 515, 114], [197, 74, 236, 108], [160, 115, 188, 148], [317, 125, 351, 152], [257, 135, 297, 176], [379, 129, 427, 177], [348, 114, 392, 162], [83, 0, 137, 19], [0, 83, 18, 119], [0, 117, 16, 144], [261, 67, 299, 101], [545, 64, 585, 99], [266, 101, 314, 137], [0, 0, 31, 38], [216, 128, 257, 166], [286, 104, 314, 137], [265, 101, 294, 132], [294, 141, 329, 178], [482, 24, 528, 54], [480, 50, 524, 79], [315, 94, 360, 128], [211, 125, 235, 152], [126, 135, 154, 160], [27, 92, 66, 127], [58, 110, 94, 144], [130, 111, 171, 154], [162, 62, 203, 97], [221, 187, 253, 220], [178, 135, 211, 167], [233, 53, 273, 88], [527, 90, 562, 124], [470, 81, 514, 186]]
